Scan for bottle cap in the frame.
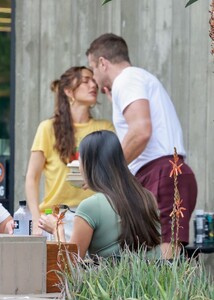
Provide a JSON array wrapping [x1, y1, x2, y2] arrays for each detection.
[[45, 208, 53, 215], [19, 200, 27, 206], [195, 209, 204, 216]]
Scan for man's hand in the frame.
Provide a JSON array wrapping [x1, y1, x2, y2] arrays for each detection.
[[102, 86, 112, 102]]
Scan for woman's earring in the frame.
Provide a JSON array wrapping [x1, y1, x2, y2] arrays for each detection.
[[69, 97, 75, 105]]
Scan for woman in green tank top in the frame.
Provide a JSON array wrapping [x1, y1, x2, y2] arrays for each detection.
[[39, 130, 161, 260]]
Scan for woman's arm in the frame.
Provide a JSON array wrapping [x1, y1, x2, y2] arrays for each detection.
[[38, 213, 66, 241], [0, 215, 14, 234], [38, 213, 94, 259], [69, 216, 94, 259], [25, 151, 45, 235]]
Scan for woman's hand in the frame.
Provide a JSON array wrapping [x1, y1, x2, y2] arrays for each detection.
[[38, 214, 58, 234]]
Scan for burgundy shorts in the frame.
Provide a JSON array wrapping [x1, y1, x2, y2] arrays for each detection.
[[135, 156, 197, 244]]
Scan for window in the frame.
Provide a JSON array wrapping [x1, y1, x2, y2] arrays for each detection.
[[0, 0, 11, 155]]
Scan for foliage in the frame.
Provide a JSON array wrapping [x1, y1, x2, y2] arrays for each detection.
[[0, 33, 10, 73], [185, 0, 200, 8], [57, 248, 214, 299], [102, 0, 112, 5], [101, 0, 200, 7]]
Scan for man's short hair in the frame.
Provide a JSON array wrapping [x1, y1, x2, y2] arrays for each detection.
[[86, 33, 130, 64]]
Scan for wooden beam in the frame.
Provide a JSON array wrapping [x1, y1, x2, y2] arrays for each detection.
[[0, 26, 11, 32], [0, 8, 11, 13], [0, 18, 11, 23]]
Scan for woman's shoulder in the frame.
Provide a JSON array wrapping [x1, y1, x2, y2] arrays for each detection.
[[79, 193, 107, 208], [38, 118, 53, 128], [36, 118, 54, 133], [77, 193, 108, 212]]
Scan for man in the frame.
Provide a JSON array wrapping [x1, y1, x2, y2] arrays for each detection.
[[86, 33, 197, 257], [0, 203, 14, 234]]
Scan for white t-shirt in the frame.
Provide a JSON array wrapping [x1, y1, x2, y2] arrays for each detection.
[[112, 66, 186, 175], [0, 203, 10, 223]]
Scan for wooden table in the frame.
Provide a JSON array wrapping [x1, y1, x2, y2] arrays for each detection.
[[185, 243, 214, 260]]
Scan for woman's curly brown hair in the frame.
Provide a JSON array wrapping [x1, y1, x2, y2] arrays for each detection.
[[51, 66, 93, 164]]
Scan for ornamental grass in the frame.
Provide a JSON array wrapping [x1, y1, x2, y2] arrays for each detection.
[[53, 148, 213, 299], [57, 248, 213, 299]]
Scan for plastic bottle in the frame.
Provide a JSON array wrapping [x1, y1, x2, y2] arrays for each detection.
[[43, 208, 54, 241], [195, 209, 204, 244], [13, 200, 32, 235], [59, 204, 75, 242]]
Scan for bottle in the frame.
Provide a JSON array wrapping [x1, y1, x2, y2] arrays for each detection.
[[13, 200, 32, 235], [58, 204, 75, 242], [195, 209, 204, 244], [43, 208, 54, 241]]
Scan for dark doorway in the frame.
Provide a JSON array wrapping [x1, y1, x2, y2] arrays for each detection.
[[0, 0, 15, 214]]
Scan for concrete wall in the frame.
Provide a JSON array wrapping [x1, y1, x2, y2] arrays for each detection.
[[15, 0, 214, 231]]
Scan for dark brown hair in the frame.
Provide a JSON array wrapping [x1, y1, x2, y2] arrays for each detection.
[[79, 130, 161, 251], [86, 33, 131, 65], [51, 66, 93, 164]]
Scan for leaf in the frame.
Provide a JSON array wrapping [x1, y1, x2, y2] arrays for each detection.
[[102, 0, 112, 6], [185, 0, 199, 8], [86, 281, 99, 299], [97, 281, 111, 299]]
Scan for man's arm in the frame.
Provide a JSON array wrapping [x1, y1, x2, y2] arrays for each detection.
[[121, 99, 152, 164]]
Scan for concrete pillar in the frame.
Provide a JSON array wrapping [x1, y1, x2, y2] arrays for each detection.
[[0, 235, 46, 294]]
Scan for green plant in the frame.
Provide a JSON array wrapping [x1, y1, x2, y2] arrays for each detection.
[[101, 0, 200, 7], [185, 0, 200, 8], [58, 248, 213, 299]]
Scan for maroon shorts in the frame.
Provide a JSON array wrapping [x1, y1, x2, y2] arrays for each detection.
[[135, 156, 197, 244]]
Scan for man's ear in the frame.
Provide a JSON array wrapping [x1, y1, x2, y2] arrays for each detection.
[[99, 57, 108, 70], [64, 88, 74, 98]]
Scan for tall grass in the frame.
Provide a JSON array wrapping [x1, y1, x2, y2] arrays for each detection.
[[57, 248, 214, 300]]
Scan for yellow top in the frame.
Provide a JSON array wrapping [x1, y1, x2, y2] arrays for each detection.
[[31, 118, 114, 211]]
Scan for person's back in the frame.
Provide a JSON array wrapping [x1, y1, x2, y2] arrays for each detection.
[[75, 193, 120, 258], [112, 66, 186, 174], [75, 192, 162, 259]]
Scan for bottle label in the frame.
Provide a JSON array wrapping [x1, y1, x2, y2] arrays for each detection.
[[196, 216, 204, 229], [14, 219, 32, 235], [29, 220, 32, 235]]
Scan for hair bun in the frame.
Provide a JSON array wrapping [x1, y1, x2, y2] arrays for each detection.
[[50, 79, 59, 92]]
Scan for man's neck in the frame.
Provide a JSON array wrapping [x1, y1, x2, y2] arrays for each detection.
[[109, 61, 131, 84]]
